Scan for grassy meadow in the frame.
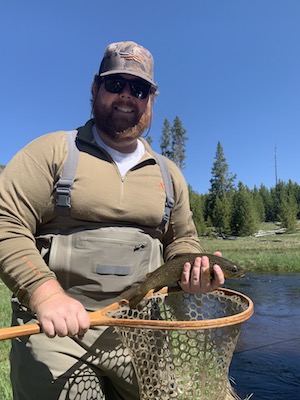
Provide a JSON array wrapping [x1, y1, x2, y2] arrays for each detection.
[[1, 223, 300, 399], [0, 281, 13, 400], [202, 222, 300, 273]]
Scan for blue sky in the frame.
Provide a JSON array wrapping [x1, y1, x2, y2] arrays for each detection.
[[1, 1, 299, 194]]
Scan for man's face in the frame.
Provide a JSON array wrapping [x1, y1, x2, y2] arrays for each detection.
[[92, 74, 152, 142]]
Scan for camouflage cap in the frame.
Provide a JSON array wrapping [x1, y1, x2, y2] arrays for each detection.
[[99, 41, 157, 88]]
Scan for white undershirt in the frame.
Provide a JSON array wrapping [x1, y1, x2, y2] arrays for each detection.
[[92, 125, 145, 177]]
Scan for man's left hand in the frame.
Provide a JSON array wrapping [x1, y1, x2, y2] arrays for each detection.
[[179, 251, 225, 294]]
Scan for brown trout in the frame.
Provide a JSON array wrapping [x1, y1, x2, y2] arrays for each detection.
[[121, 253, 245, 308]]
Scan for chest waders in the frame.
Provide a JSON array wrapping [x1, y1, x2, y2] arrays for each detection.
[[41, 130, 175, 310]]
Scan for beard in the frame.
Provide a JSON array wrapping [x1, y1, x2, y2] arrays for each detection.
[[93, 99, 152, 141]]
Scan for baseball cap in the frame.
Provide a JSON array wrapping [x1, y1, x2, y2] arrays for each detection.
[[99, 41, 157, 89]]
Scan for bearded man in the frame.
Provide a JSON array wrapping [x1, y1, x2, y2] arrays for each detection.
[[0, 41, 224, 399]]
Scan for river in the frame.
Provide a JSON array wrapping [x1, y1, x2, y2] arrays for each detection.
[[228, 273, 300, 399]]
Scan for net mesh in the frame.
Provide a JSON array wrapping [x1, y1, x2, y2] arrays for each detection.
[[106, 288, 251, 400]]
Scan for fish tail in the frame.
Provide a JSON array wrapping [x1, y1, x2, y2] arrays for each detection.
[[120, 286, 145, 308]]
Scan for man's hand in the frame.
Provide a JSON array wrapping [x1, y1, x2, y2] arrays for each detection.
[[29, 279, 90, 339], [179, 251, 225, 294]]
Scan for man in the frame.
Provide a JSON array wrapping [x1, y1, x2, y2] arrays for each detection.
[[0, 41, 224, 399]]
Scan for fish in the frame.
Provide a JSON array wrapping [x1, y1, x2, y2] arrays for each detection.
[[120, 253, 245, 308]]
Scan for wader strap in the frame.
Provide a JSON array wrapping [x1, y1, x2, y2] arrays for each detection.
[[153, 152, 174, 232], [55, 131, 174, 231], [55, 130, 79, 215]]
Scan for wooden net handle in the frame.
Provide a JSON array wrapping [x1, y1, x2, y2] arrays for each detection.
[[0, 302, 119, 341]]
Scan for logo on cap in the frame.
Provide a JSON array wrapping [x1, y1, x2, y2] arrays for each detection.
[[119, 51, 143, 64]]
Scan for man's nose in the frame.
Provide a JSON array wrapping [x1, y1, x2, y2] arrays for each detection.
[[119, 82, 132, 97]]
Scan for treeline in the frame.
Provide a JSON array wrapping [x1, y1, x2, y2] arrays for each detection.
[[189, 142, 300, 236], [189, 179, 300, 237], [156, 118, 299, 237]]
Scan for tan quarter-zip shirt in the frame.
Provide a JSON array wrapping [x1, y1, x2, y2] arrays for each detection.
[[0, 120, 201, 305]]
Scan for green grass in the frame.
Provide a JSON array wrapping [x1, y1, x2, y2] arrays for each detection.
[[201, 232, 300, 272], [0, 281, 12, 400]]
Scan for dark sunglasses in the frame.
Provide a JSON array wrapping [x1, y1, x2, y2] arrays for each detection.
[[101, 75, 155, 99]]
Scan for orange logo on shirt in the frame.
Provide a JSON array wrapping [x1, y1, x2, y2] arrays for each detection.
[[158, 181, 165, 190]]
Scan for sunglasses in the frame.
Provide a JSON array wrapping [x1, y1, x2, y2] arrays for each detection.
[[101, 75, 155, 99]]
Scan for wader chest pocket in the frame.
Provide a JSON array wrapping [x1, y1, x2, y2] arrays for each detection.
[[47, 227, 162, 294]]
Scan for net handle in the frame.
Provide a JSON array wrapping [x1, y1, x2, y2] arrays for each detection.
[[0, 288, 253, 340], [0, 301, 121, 341]]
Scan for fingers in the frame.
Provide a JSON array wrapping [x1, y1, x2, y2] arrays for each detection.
[[77, 309, 91, 340], [179, 255, 225, 295], [212, 264, 225, 287], [41, 311, 90, 339], [213, 250, 222, 258], [37, 296, 90, 339], [30, 280, 90, 339]]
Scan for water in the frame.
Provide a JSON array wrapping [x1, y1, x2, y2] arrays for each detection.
[[228, 273, 300, 399]]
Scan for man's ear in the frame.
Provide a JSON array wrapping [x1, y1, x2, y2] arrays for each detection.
[[91, 74, 101, 100], [92, 83, 98, 100]]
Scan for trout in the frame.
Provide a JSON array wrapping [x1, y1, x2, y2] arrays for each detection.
[[121, 253, 245, 308]]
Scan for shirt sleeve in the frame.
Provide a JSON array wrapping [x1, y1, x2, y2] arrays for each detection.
[[0, 132, 67, 305]]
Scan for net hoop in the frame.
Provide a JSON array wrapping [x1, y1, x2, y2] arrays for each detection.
[[91, 287, 254, 330]]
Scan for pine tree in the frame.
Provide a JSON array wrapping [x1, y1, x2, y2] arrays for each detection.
[[271, 181, 286, 221], [209, 142, 236, 197], [253, 185, 266, 222], [286, 179, 300, 219], [160, 119, 172, 158], [231, 182, 259, 236], [206, 141, 236, 225], [258, 184, 274, 222], [275, 180, 298, 232], [212, 194, 232, 234], [160, 117, 188, 170], [279, 195, 298, 233], [171, 116, 188, 169]]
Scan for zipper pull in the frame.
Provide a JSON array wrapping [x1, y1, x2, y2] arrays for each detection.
[[134, 243, 147, 251]]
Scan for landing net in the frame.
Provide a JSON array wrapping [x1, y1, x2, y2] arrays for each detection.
[[105, 287, 253, 400]]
